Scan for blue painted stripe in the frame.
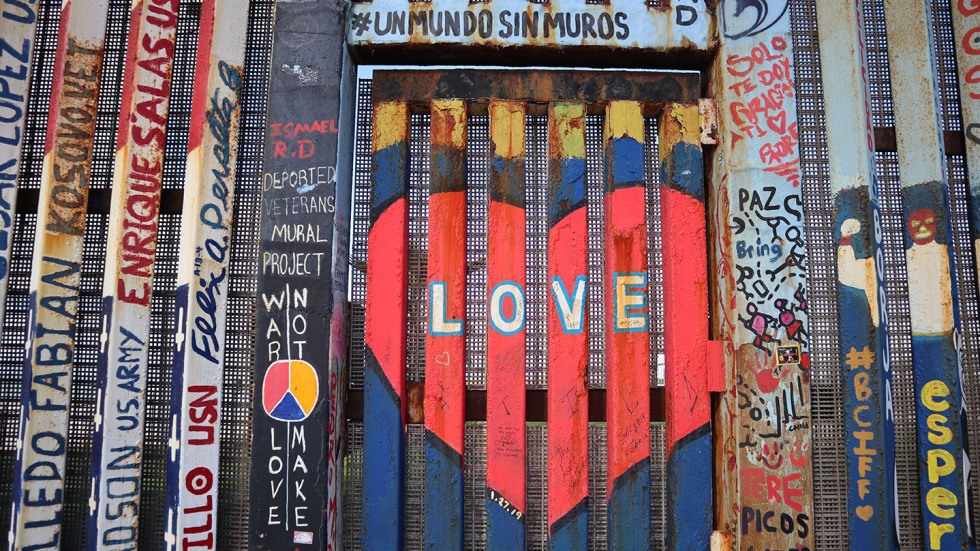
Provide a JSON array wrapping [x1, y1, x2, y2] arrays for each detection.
[[667, 423, 712, 551], [607, 456, 651, 551], [661, 141, 704, 200], [362, 345, 405, 550], [371, 142, 407, 219], [549, 157, 587, 225], [424, 429, 464, 551], [609, 136, 644, 190], [547, 498, 588, 551], [487, 490, 526, 550]]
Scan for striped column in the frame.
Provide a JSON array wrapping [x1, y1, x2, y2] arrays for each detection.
[[0, 0, 39, 331], [9, 0, 110, 547], [603, 100, 651, 549], [486, 99, 527, 549], [424, 99, 467, 550], [659, 102, 711, 549], [546, 101, 589, 550], [90, 0, 180, 545], [362, 100, 409, 550], [164, 0, 248, 548], [816, 0, 898, 546], [883, 1, 975, 548]]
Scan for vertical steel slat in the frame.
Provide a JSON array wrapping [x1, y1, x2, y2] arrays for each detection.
[[815, 1, 899, 547], [0, 0, 39, 334], [545, 101, 589, 550], [8, 0, 111, 546], [658, 102, 711, 550], [424, 99, 467, 550], [949, 3, 980, 542], [363, 100, 409, 550], [164, 0, 248, 548], [486, 99, 527, 549], [88, 0, 179, 545], [882, 1, 976, 548], [712, 5, 816, 548], [603, 100, 651, 549]]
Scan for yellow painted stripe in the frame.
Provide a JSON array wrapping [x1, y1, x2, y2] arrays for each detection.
[[551, 102, 586, 160], [489, 100, 525, 159], [431, 100, 466, 149], [373, 101, 409, 152], [660, 103, 700, 149], [606, 101, 644, 143]]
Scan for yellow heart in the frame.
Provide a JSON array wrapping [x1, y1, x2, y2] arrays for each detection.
[[855, 505, 874, 521]]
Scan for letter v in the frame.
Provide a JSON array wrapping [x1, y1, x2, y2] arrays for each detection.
[[551, 275, 587, 334]]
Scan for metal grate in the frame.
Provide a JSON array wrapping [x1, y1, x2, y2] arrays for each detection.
[[875, 151, 922, 549], [464, 422, 488, 549], [526, 424, 548, 549], [790, 0, 848, 547], [466, 116, 489, 390], [645, 118, 664, 387], [526, 114, 548, 390], [343, 420, 365, 550], [929, 0, 962, 132], [863, 0, 895, 128], [409, 115, 431, 383], [349, 78, 374, 390]]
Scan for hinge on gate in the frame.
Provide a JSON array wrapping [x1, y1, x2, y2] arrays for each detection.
[[707, 340, 726, 392], [698, 98, 718, 145]]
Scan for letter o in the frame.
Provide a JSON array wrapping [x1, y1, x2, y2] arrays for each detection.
[[186, 467, 213, 496], [489, 281, 525, 335], [32, 432, 66, 456]]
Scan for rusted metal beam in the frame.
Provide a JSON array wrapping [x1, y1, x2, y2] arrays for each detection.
[[659, 102, 711, 549], [545, 101, 589, 550], [815, 0, 898, 547], [370, 70, 700, 105], [882, 0, 975, 547], [603, 100, 651, 550], [710, 2, 815, 549], [486, 99, 527, 549], [0, 0, 39, 334], [8, 0, 111, 547], [164, 0, 248, 548], [89, 0, 179, 546], [424, 99, 467, 550], [362, 100, 409, 550]]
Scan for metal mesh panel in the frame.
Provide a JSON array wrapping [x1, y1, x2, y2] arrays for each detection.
[[464, 421, 488, 549], [344, 420, 364, 550], [349, 78, 373, 390], [874, 151, 922, 549], [586, 115, 606, 389], [947, 155, 980, 541], [406, 424, 426, 548], [644, 119, 664, 387], [526, 114, 548, 390], [587, 423, 606, 549], [790, 0, 848, 546], [466, 116, 489, 390], [650, 423, 666, 550], [409, 115, 430, 383], [863, 0, 895, 128], [526, 423, 548, 549]]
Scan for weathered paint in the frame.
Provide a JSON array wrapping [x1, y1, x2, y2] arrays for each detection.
[[89, 0, 179, 544], [162, 0, 248, 548], [0, 0, 39, 334], [248, 0, 345, 546], [815, 0, 898, 546], [603, 100, 651, 550], [882, 1, 976, 548], [347, 0, 709, 53], [545, 101, 588, 551], [711, 1, 815, 548], [8, 0, 111, 547], [362, 100, 409, 550], [424, 99, 466, 550], [952, 0, 980, 292], [659, 102, 711, 550], [486, 99, 527, 550]]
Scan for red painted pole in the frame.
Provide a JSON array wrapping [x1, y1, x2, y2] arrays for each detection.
[[486, 99, 527, 549], [424, 99, 467, 549], [546, 101, 589, 548]]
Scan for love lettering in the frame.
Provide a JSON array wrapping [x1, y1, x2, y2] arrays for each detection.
[[429, 272, 647, 336]]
